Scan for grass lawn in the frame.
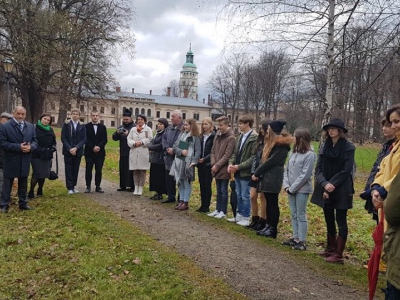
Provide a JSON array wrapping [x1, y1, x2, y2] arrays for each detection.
[[0, 180, 244, 299]]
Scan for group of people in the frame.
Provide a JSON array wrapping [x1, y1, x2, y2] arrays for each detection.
[[0, 104, 399, 298]]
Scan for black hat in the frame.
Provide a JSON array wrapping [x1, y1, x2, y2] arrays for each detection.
[[323, 118, 348, 133], [122, 108, 132, 117], [157, 118, 169, 128], [269, 120, 286, 134]]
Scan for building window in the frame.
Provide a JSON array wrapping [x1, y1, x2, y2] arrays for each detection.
[[141, 108, 145, 115], [100, 120, 104, 125], [228, 115, 231, 121], [68, 104, 72, 111], [93, 106, 97, 111], [135, 108, 139, 116], [80, 105, 84, 113], [166, 112, 170, 119], [111, 121, 115, 127], [51, 102, 55, 110], [156, 111, 160, 118], [147, 109, 151, 117], [100, 107, 104, 114], [182, 113, 186, 120], [193, 113, 199, 121], [51, 116, 55, 123], [235, 115, 239, 122], [111, 107, 116, 115]]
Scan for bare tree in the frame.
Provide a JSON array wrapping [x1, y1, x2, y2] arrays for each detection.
[[163, 79, 180, 97]]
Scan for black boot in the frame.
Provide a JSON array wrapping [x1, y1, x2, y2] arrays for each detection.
[[37, 179, 45, 197], [253, 218, 267, 231], [246, 216, 260, 229], [256, 224, 271, 235], [28, 178, 38, 198], [259, 226, 277, 238]]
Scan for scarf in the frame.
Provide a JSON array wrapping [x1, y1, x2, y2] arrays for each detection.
[[136, 124, 144, 133], [37, 120, 51, 131], [322, 137, 346, 180]]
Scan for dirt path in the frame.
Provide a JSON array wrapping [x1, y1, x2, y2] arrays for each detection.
[[57, 155, 367, 299]]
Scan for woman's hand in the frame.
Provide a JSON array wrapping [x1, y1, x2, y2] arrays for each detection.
[[323, 192, 330, 199], [252, 175, 258, 181], [371, 190, 384, 209], [324, 183, 335, 193], [182, 149, 188, 156]]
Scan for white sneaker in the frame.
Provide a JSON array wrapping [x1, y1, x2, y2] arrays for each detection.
[[73, 189, 79, 193], [68, 190, 74, 195], [227, 217, 236, 222], [207, 210, 219, 217], [214, 211, 226, 219], [237, 218, 250, 226]]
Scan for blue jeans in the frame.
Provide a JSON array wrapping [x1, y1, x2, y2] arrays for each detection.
[[179, 179, 192, 202], [235, 178, 251, 218], [288, 193, 309, 241], [216, 179, 229, 213]]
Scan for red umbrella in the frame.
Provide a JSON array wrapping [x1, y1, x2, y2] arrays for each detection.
[[368, 208, 385, 300]]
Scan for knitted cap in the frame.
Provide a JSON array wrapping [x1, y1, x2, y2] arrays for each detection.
[[269, 120, 286, 134]]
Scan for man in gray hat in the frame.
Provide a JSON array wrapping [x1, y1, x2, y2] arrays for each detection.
[[0, 112, 13, 197]]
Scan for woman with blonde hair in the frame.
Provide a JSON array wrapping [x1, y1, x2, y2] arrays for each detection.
[[254, 120, 292, 238], [196, 117, 215, 213], [170, 119, 201, 211]]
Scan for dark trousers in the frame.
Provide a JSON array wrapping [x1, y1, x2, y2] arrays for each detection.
[[0, 177, 28, 208], [165, 169, 176, 201], [198, 167, 213, 210], [119, 156, 134, 189], [386, 281, 400, 300], [216, 179, 229, 214], [264, 192, 280, 228], [64, 155, 82, 190], [323, 208, 348, 240], [85, 156, 105, 188]]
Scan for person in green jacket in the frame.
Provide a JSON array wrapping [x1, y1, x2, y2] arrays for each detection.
[[228, 115, 258, 226], [383, 165, 400, 299]]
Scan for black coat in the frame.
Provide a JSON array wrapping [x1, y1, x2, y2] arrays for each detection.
[[148, 130, 165, 164], [32, 125, 56, 159], [197, 132, 215, 169], [61, 120, 87, 156], [0, 119, 38, 178], [112, 122, 135, 157], [84, 122, 108, 158], [311, 138, 355, 210]]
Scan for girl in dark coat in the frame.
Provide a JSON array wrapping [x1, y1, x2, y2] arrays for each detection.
[[254, 120, 291, 238], [28, 113, 56, 198], [196, 117, 215, 213], [148, 118, 169, 200], [311, 118, 355, 264]]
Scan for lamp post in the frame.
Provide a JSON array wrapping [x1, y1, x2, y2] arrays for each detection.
[[3, 58, 13, 112]]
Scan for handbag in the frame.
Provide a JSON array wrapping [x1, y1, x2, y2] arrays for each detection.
[[48, 150, 59, 180]]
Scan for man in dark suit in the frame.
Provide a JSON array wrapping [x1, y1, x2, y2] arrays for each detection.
[[84, 110, 107, 193], [112, 108, 135, 191], [61, 109, 87, 195], [0, 106, 38, 213]]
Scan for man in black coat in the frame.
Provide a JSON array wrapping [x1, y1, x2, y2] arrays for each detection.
[[0, 112, 13, 198], [84, 111, 108, 193], [161, 109, 184, 203], [0, 106, 38, 213], [112, 108, 135, 191], [61, 109, 87, 195]]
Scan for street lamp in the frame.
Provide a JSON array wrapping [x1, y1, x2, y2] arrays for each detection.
[[3, 58, 13, 112]]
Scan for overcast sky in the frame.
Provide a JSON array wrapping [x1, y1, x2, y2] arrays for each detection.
[[115, 0, 227, 102]]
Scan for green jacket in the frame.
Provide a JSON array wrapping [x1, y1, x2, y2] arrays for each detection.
[[384, 170, 400, 290], [229, 130, 258, 178]]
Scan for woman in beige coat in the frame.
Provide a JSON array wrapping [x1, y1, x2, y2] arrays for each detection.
[[127, 115, 153, 195]]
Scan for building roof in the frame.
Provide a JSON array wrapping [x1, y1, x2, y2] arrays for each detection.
[[118, 92, 211, 109]]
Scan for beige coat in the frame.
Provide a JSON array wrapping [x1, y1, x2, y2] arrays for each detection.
[[127, 126, 153, 170]]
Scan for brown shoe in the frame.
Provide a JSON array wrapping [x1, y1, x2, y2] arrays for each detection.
[[178, 202, 189, 211], [175, 200, 184, 210]]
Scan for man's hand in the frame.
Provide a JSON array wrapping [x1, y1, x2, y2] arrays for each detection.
[[20, 142, 31, 153], [198, 158, 204, 164], [69, 147, 77, 156], [211, 165, 217, 173], [252, 174, 258, 181], [323, 192, 330, 199], [93, 146, 100, 153]]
